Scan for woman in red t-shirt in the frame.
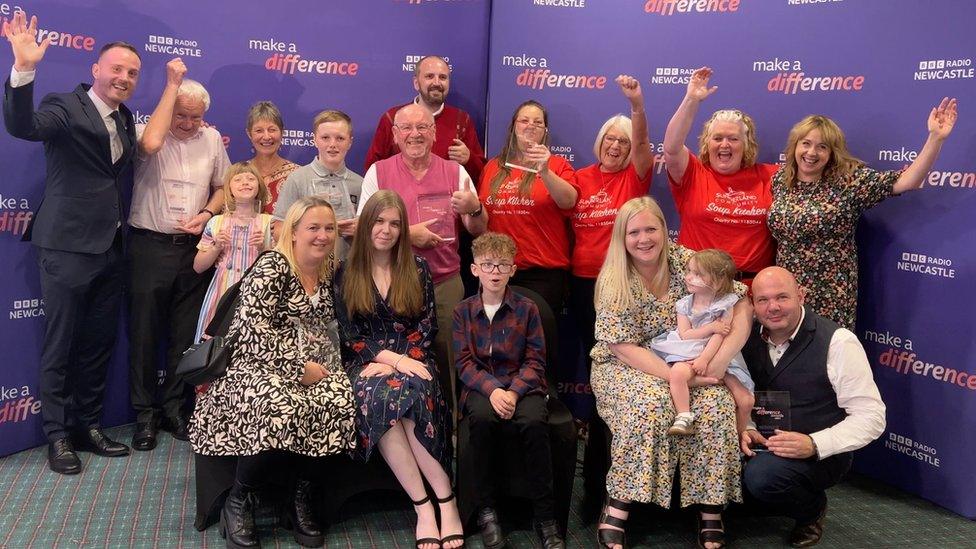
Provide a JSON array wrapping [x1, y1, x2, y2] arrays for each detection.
[[663, 67, 779, 285], [478, 100, 578, 314]]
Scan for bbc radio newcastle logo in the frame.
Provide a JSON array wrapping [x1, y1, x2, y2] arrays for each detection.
[[651, 67, 694, 86], [282, 130, 315, 149], [883, 431, 940, 468], [145, 34, 202, 58], [402, 55, 453, 73], [9, 297, 44, 320], [914, 58, 974, 81], [896, 251, 955, 279]]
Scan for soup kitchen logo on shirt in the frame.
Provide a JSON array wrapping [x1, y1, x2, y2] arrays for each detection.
[[913, 57, 974, 82], [643, 0, 741, 15], [0, 5, 96, 52], [502, 53, 608, 91], [752, 57, 865, 95], [0, 194, 32, 237], [704, 187, 765, 225], [248, 37, 359, 77], [144, 34, 202, 58]]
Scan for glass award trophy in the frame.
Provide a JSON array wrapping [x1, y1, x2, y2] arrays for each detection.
[[751, 391, 791, 451], [417, 193, 456, 242], [503, 132, 541, 174], [163, 179, 191, 228], [297, 315, 337, 375], [227, 214, 258, 272]]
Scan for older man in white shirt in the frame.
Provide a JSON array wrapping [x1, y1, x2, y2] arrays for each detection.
[[127, 58, 229, 451], [740, 266, 886, 548]]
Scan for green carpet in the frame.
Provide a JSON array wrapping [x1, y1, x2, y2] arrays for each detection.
[[0, 425, 973, 548]]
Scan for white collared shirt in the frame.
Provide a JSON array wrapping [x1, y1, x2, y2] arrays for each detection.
[[129, 125, 230, 233], [757, 308, 887, 459], [10, 67, 124, 163]]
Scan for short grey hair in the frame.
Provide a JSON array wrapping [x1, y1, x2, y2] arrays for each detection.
[[593, 114, 633, 166], [177, 79, 211, 111]]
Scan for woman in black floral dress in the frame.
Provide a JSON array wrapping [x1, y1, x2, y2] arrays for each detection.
[[768, 98, 958, 329], [334, 190, 463, 549], [191, 196, 357, 549]]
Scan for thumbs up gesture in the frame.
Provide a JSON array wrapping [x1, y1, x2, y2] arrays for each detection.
[[447, 137, 471, 165], [451, 176, 480, 215]]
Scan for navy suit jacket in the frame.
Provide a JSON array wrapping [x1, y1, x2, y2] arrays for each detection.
[[3, 80, 135, 254]]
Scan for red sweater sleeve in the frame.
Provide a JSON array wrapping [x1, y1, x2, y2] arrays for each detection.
[[364, 109, 397, 173]]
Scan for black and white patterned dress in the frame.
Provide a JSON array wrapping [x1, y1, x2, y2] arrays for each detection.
[[190, 251, 356, 457]]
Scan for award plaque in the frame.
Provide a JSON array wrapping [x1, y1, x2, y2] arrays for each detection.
[[417, 193, 456, 242], [503, 133, 541, 174], [163, 179, 191, 227], [751, 390, 791, 451], [296, 316, 338, 372]]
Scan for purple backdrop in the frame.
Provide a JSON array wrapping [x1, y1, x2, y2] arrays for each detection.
[[0, 0, 490, 455], [486, 0, 975, 518]]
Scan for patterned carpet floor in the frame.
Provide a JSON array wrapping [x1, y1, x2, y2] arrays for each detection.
[[1, 425, 974, 548]]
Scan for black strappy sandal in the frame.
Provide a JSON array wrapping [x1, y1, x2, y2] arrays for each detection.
[[435, 492, 465, 548], [697, 504, 727, 549], [412, 495, 441, 549], [597, 496, 631, 548]]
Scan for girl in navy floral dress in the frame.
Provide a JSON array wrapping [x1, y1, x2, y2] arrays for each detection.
[[334, 189, 464, 549]]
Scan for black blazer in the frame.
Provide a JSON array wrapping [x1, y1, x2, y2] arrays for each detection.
[[3, 80, 136, 254]]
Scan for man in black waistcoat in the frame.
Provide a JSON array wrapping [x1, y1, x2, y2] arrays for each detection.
[[739, 267, 886, 547], [3, 12, 139, 474]]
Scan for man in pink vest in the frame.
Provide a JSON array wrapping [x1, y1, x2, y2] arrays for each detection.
[[358, 103, 486, 416]]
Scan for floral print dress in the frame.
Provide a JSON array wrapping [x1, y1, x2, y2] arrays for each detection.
[[333, 256, 451, 471], [589, 244, 745, 508], [190, 251, 357, 457], [768, 166, 898, 329]]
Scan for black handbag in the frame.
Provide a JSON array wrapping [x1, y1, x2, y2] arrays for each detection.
[[176, 251, 273, 385]]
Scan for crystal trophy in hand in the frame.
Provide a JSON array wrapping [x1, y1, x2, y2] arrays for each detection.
[[417, 192, 456, 243], [751, 391, 791, 452]]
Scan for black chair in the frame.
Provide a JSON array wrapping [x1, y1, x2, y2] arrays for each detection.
[[455, 285, 578, 535]]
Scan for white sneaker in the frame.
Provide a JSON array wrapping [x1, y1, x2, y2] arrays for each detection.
[[668, 414, 696, 435]]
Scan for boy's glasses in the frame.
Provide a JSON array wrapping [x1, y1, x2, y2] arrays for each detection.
[[476, 262, 514, 274]]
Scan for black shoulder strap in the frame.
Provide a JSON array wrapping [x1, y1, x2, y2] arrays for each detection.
[[204, 250, 276, 338]]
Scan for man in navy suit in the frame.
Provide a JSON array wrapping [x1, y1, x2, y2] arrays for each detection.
[[3, 11, 140, 474]]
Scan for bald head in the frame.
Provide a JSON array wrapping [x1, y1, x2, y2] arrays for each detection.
[[392, 104, 435, 161], [752, 266, 806, 341]]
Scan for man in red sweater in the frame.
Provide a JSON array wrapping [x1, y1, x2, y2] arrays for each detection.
[[364, 55, 485, 182]]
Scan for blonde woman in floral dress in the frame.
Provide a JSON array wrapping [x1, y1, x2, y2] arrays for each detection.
[[590, 196, 752, 549]]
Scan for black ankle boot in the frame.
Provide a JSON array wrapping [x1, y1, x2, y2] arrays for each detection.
[[282, 479, 324, 547], [220, 481, 260, 549]]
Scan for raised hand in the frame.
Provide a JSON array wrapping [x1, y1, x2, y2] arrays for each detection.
[[165, 57, 187, 87], [928, 97, 958, 141], [686, 66, 718, 102], [4, 12, 53, 71], [615, 74, 643, 106]]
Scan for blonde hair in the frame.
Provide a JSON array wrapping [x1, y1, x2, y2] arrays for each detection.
[[593, 115, 633, 167], [222, 161, 269, 213], [595, 196, 671, 311], [471, 232, 517, 261], [698, 109, 759, 168], [312, 109, 352, 135], [343, 190, 422, 318], [489, 100, 550, 198], [274, 196, 335, 282], [781, 115, 863, 188], [689, 249, 735, 296]]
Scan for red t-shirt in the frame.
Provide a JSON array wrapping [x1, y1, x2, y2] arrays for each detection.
[[571, 163, 651, 278], [668, 154, 778, 274], [479, 155, 578, 270]]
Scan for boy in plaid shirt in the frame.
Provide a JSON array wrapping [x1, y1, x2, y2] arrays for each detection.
[[452, 232, 563, 549]]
